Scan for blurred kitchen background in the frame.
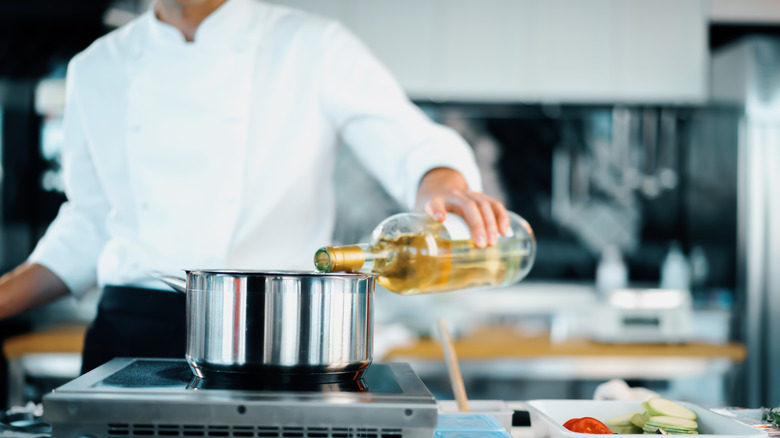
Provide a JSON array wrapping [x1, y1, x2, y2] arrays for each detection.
[[0, 0, 779, 412]]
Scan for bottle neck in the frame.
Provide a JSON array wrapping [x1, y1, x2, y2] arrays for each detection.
[[315, 243, 376, 273]]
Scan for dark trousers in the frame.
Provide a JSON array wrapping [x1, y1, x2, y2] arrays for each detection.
[[81, 285, 186, 374]]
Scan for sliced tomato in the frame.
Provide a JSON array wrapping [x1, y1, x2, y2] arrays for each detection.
[[563, 417, 613, 434]]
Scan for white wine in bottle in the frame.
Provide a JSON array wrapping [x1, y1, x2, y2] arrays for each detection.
[[314, 212, 536, 295]]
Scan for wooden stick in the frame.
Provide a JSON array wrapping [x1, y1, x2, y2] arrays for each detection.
[[437, 318, 469, 412]]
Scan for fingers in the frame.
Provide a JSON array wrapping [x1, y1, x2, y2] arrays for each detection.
[[424, 189, 510, 248], [479, 199, 500, 246], [424, 196, 448, 223], [460, 200, 488, 248], [493, 201, 511, 236]]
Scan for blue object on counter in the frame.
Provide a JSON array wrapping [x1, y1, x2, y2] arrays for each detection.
[[434, 413, 511, 438], [434, 432, 512, 438]]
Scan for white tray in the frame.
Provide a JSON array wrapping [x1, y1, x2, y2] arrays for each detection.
[[526, 400, 768, 438]]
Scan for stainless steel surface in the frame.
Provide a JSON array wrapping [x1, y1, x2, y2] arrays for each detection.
[[43, 358, 438, 438], [722, 36, 780, 408], [153, 272, 186, 293], [740, 120, 780, 408], [159, 270, 376, 380]]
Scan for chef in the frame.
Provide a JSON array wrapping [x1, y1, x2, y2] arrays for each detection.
[[0, 0, 510, 373]]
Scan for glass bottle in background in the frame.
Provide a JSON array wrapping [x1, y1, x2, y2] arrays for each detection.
[[314, 212, 536, 295], [660, 241, 691, 291], [596, 245, 628, 295]]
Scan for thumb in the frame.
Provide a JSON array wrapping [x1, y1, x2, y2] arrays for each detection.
[[424, 197, 447, 222]]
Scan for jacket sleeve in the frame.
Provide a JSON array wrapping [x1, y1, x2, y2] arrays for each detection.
[[318, 23, 482, 210], [27, 58, 111, 298]]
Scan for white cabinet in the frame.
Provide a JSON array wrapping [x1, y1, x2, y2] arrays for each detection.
[[611, 0, 708, 103], [264, 0, 708, 104], [519, 0, 618, 101], [351, 0, 440, 97]]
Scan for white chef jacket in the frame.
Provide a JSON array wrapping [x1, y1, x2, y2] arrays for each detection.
[[28, 0, 482, 297]]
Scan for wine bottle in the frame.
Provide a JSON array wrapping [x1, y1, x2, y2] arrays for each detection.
[[314, 212, 536, 295]]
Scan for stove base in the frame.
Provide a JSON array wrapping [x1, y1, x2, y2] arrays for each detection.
[[43, 358, 438, 438]]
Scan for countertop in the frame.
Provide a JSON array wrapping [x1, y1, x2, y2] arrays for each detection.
[[384, 326, 746, 362]]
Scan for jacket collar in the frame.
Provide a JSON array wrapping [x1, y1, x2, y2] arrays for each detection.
[[145, 0, 261, 48]]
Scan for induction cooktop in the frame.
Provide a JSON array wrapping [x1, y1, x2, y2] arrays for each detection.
[[43, 358, 437, 438]]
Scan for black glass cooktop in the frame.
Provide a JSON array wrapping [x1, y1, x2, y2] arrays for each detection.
[[91, 359, 403, 394]]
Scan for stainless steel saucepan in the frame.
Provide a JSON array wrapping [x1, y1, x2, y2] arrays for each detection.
[[154, 270, 375, 382]]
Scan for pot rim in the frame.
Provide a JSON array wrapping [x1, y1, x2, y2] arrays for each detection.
[[184, 269, 375, 280]]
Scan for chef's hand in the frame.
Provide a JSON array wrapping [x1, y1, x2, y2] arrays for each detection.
[[414, 167, 510, 248]]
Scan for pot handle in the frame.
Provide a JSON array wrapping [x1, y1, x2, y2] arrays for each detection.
[[148, 271, 187, 294]]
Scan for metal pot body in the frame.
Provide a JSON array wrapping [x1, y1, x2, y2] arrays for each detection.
[[183, 270, 375, 382]]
